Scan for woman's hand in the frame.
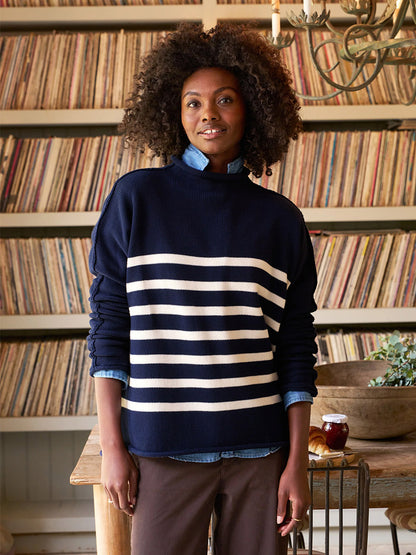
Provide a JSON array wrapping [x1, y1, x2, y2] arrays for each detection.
[[94, 377, 138, 516], [276, 461, 310, 536], [102, 445, 139, 516], [276, 401, 311, 537]]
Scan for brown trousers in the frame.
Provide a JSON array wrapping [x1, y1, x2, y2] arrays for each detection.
[[131, 450, 289, 555]]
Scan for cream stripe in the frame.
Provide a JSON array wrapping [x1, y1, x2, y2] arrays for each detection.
[[127, 253, 289, 286], [127, 279, 285, 309], [263, 314, 281, 333], [121, 394, 281, 412], [130, 329, 269, 341], [129, 304, 262, 317], [130, 351, 273, 365], [128, 372, 277, 389]]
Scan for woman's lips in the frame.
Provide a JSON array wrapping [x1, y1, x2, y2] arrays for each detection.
[[198, 127, 226, 137]]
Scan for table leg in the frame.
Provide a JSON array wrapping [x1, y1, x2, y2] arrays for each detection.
[[93, 484, 131, 554]]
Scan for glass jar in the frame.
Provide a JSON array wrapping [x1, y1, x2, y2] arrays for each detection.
[[321, 414, 349, 450]]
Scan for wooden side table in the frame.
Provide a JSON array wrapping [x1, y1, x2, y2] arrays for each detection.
[[70, 426, 131, 554]]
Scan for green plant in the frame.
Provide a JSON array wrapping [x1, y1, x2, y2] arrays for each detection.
[[366, 330, 416, 387]]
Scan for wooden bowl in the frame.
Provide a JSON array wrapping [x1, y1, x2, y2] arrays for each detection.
[[311, 360, 416, 439]]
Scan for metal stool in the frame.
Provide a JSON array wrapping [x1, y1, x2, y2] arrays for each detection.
[[289, 458, 370, 555], [385, 506, 416, 555]]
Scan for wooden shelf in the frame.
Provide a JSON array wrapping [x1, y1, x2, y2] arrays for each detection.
[[2, 308, 414, 332], [2, 499, 95, 533], [0, 108, 124, 126], [0, 2, 362, 28], [314, 307, 416, 326], [300, 105, 416, 121], [1, 211, 101, 227], [1, 207, 415, 229], [0, 4, 203, 27], [301, 206, 416, 223], [2, 105, 415, 127], [1, 314, 90, 330], [0, 415, 97, 432], [215, 2, 365, 21]]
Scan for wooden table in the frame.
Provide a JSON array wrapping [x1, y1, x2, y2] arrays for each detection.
[[348, 431, 416, 509], [70, 427, 416, 554]]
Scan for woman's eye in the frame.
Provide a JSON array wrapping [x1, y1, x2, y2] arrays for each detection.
[[218, 96, 233, 105], [186, 100, 200, 108]]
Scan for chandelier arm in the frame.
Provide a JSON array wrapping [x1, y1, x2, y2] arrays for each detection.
[[370, 0, 401, 26], [411, 0, 416, 22], [295, 89, 344, 100], [395, 64, 416, 105], [342, 24, 382, 62], [360, 0, 378, 25], [343, 24, 389, 61], [402, 85, 416, 106], [390, 0, 412, 36], [325, 0, 377, 34], [368, 0, 378, 24], [324, 18, 381, 43], [327, 0, 401, 35], [278, 0, 414, 104], [313, 38, 343, 72], [324, 19, 346, 38], [306, 27, 385, 92]]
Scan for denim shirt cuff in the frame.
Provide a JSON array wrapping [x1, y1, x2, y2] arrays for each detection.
[[283, 391, 314, 411], [93, 369, 129, 390]]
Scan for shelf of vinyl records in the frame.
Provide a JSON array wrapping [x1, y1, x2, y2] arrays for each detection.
[[1, 231, 415, 327], [2, 323, 415, 435], [2, 106, 416, 127], [2, 128, 415, 214], [1, 27, 414, 108]]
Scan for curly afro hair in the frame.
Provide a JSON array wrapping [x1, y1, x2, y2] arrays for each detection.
[[120, 22, 302, 178]]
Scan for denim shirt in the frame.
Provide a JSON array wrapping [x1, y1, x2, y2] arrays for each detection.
[[94, 144, 313, 461]]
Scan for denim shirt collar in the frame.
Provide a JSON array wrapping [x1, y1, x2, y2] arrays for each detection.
[[182, 144, 244, 174]]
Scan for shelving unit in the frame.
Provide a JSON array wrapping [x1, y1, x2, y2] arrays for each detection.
[[3, 105, 416, 126], [1, 2, 414, 553]]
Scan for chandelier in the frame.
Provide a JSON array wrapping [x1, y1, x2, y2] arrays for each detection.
[[271, 0, 416, 104]]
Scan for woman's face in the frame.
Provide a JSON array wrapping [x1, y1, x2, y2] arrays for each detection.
[[181, 67, 246, 172]]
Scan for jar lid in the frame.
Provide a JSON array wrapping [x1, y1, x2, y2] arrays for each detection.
[[322, 413, 348, 423]]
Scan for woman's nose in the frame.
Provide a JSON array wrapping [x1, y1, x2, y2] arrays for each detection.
[[202, 102, 219, 122]]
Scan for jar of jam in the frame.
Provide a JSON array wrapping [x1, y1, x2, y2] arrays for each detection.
[[321, 414, 349, 450]]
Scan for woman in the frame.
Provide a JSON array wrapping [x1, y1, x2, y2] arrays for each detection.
[[88, 22, 317, 554]]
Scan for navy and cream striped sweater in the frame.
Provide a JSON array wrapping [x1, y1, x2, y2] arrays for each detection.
[[88, 156, 317, 457]]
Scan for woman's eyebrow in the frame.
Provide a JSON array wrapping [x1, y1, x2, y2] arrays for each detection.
[[182, 86, 238, 99], [182, 90, 201, 98]]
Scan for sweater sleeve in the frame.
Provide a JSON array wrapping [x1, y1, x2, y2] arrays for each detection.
[[87, 180, 132, 377], [274, 218, 318, 397]]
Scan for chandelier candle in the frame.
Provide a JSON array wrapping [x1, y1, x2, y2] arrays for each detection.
[[272, 0, 281, 38], [303, 0, 312, 20]]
